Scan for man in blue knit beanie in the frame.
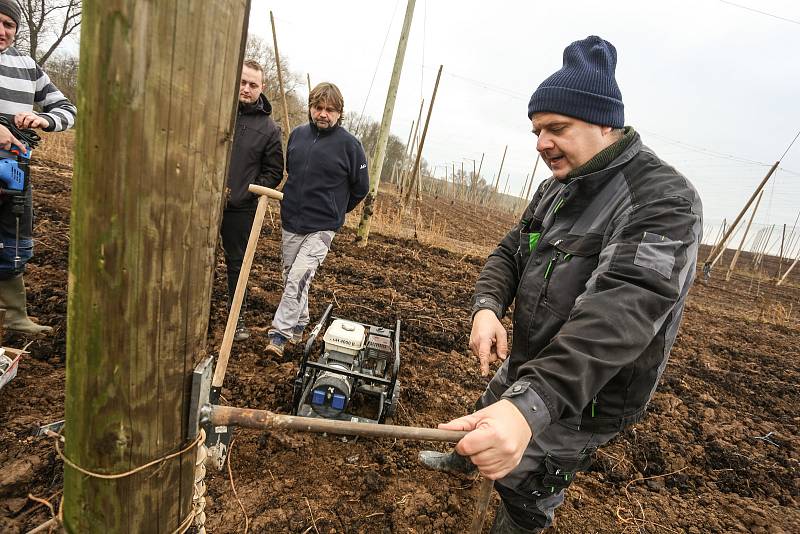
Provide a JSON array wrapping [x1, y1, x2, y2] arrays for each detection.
[[422, 36, 703, 533]]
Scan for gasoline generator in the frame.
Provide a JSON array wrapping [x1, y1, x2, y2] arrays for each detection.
[[292, 304, 400, 424]]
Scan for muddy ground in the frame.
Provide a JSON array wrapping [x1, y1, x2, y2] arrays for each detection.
[[1, 145, 798, 533]]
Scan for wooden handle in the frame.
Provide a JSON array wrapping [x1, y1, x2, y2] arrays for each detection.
[[208, 405, 468, 443], [212, 194, 269, 388], [469, 477, 494, 533], [248, 184, 284, 200]]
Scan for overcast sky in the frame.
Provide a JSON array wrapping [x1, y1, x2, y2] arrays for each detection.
[[248, 0, 800, 250]]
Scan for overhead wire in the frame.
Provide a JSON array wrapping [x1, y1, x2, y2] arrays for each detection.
[[718, 0, 800, 25], [353, 0, 401, 137]]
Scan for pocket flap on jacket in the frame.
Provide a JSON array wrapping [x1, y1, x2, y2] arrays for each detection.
[[549, 233, 603, 257]]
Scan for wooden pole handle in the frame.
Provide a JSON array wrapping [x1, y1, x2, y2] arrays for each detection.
[[212, 194, 269, 388], [248, 184, 284, 200]]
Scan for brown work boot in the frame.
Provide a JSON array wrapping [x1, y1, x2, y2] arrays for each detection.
[[265, 333, 288, 358], [233, 317, 250, 342], [0, 275, 52, 336], [289, 324, 305, 344]]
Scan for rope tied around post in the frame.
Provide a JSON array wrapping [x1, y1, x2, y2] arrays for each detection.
[[38, 428, 207, 534], [48, 428, 205, 480]]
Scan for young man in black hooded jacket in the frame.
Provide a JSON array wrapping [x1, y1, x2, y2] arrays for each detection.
[[223, 59, 283, 341]]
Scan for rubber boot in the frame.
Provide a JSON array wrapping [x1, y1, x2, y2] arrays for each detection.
[[233, 316, 250, 341], [228, 293, 249, 342], [0, 274, 52, 335], [489, 502, 539, 534], [418, 450, 477, 475]]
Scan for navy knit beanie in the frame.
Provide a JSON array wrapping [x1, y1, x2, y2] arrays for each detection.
[[527, 36, 624, 128], [0, 0, 20, 28]]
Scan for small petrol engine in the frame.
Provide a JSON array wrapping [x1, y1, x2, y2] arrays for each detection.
[[293, 305, 400, 423]]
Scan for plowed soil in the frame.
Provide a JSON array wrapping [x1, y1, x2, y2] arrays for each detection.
[[1, 141, 798, 533]]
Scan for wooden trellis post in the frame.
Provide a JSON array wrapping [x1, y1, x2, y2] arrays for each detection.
[[270, 11, 291, 156], [725, 191, 763, 281], [402, 65, 443, 210], [705, 162, 779, 272], [357, 0, 417, 246], [63, 1, 250, 531]]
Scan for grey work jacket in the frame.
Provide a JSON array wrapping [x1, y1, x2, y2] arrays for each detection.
[[473, 132, 703, 434]]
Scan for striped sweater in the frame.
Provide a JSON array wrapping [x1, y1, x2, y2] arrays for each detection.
[[0, 46, 76, 132]]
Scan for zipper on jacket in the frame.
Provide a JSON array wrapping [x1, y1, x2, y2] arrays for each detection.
[[591, 396, 597, 417], [298, 132, 320, 216], [541, 242, 562, 304]]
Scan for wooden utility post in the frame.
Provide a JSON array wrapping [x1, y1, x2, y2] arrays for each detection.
[[705, 161, 779, 271], [493, 145, 508, 193], [776, 247, 800, 286], [777, 224, 786, 277], [63, 1, 250, 532], [725, 191, 763, 281], [398, 118, 415, 191], [400, 100, 425, 193], [525, 154, 540, 200], [270, 11, 292, 156], [402, 65, 443, 209], [755, 224, 776, 269], [357, 0, 417, 246]]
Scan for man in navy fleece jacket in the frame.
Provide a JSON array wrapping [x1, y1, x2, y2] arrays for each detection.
[[265, 82, 369, 357]]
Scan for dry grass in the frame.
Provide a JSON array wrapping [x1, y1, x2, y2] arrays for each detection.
[[343, 197, 493, 259], [37, 130, 75, 165]]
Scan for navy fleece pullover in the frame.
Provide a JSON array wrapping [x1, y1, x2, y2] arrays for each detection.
[[281, 121, 369, 234]]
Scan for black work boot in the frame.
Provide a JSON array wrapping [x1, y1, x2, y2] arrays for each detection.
[[233, 316, 249, 341], [490, 502, 539, 534], [418, 450, 477, 475], [227, 293, 249, 342]]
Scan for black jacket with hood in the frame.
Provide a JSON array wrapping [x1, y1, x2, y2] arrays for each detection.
[[226, 94, 284, 211]]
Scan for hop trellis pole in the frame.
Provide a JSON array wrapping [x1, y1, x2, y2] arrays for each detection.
[[63, 1, 250, 531]]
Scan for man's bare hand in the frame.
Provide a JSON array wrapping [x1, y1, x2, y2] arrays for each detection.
[[439, 399, 532, 480], [469, 308, 508, 376], [0, 124, 24, 153], [14, 112, 47, 130]]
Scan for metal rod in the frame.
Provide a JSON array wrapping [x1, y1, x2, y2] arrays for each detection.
[[207, 405, 467, 443]]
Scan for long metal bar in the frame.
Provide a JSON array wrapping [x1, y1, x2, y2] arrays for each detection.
[[206, 405, 467, 443]]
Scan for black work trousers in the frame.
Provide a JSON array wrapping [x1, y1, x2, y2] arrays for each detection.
[[220, 208, 260, 304]]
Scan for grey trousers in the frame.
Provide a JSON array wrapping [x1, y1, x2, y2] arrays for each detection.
[[269, 229, 335, 339], [479, 359, 618, 533]]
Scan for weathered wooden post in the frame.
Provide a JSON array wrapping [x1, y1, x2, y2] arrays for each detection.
[[402, 65, 443, 210], [357, 0, 417, 246], [270, 11, 292, 157], [63, 1, 250, 531], [726, 191, 763, 281]]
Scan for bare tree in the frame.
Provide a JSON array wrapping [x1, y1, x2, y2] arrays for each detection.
[[16, 0, 81, 66]]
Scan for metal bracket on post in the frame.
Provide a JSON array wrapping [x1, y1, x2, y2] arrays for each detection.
[[189, 355, 229, 471], [188, 355, 214, 533]]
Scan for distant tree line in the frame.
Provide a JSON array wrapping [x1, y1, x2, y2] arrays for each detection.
[[18, 14, 441, 195]]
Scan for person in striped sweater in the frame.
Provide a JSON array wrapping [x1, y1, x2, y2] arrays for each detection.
[[0, 0, 76, 335]]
